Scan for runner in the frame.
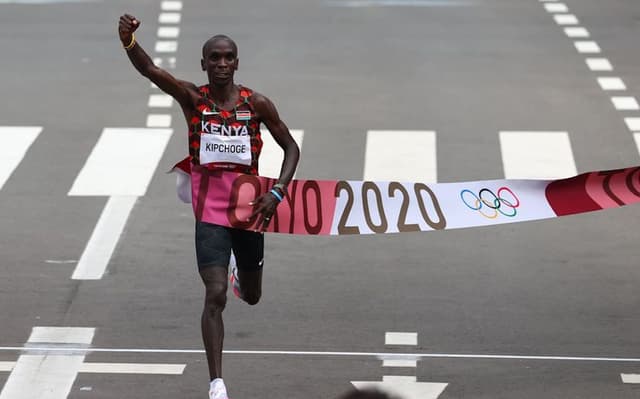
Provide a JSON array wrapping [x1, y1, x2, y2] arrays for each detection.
[[118, 14, 300, 399]]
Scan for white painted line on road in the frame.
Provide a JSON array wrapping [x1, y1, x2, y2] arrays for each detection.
[[574, 41, 601, 54], [622, 374, 640, 383], [0, 327, 94, 399], [79, 363, 185, 375], [553, 14, 578, 25], [148, 94, 173, 108], [0, 362, 185, 375], [3, 346, 640, 363], [586, 58, 613, 71], [157, 26, 180, 39], [624, 118, 640, 132], [69, 128, 173, 196], [259, 129, 304, 179], [383, 359, 418, 367], [155, 41, 178, 53], [0, 362, 15, 371], [385, 332, 418, 346], [383, 375, 417, 383], [161, 0, 182, 11], [0, 126, 42, 190], [158, 12, 181, 24], [45, 259, 77, 264], [71, 196, 137, 280], [597, 77, 627, 91], [353, 380, 448, 399], [364, 130, 437, 182], [29, 327, 94, 344], [564, 27, 589, 38], [153, 57, 163, 67], [634, 133, 640, 156], [544, 2, 567, 12], [611, 97, 639, 111], [147, 114, 172, 127], [499, 131, 577, 179]]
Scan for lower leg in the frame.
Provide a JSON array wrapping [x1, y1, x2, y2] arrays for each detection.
[[200, 267, 229, 380]]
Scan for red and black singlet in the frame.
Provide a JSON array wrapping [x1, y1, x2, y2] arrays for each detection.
[[188, 85, 263, 175]]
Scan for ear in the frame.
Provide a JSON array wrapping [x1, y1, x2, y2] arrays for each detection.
[[201, 58, 206, 71]]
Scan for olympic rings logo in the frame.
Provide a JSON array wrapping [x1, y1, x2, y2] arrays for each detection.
[[460, 187, 521, 219]]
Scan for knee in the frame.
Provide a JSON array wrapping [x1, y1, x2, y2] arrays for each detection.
[[204, 283, 227, 313]]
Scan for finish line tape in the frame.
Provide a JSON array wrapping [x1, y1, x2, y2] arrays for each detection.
[[172, 160, 640, 235]]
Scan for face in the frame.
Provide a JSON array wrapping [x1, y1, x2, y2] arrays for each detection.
[[201, 39, 239, 85]]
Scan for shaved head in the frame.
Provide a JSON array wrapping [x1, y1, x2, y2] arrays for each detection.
[[202, 34, 238, 57]]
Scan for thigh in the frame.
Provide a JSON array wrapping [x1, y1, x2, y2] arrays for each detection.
[[195, 221, 232, 270], [230, 229, 264, 290]]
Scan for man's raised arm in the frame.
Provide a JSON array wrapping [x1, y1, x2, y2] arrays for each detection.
[[118, 13, 193, 106]]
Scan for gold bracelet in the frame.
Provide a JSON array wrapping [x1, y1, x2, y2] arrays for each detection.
[[123, 33, 136, 50]]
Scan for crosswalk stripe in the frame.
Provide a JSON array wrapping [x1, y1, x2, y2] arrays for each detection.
[[0, 327, 94, 399], [68, 128, 173, 196], [499, 131, 577, 179], [0, 126, 42, 190], [364, 130, 437, 183], [259, 129, 304, 179], [621, 374, 640, 384], [634, 133, 640, 157]]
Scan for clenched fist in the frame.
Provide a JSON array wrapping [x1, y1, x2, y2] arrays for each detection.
[[118, 14, 140, 45]]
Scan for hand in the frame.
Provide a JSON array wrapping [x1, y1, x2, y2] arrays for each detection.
[[118, 14, 140, 44], [248, 192, 280, 232]]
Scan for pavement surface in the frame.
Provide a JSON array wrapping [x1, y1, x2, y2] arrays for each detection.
[[0, 0, 639, 398]]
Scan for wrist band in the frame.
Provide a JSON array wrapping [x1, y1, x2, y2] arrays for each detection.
[[123, 33, 136, 50], [273, 183, 287, 193], [270, 188, 283, 202]]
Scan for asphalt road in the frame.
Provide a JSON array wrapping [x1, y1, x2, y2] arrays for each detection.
[[0, 0, 639, 398]]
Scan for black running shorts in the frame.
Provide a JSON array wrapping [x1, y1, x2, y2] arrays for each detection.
[[194, 220, 264, 271]]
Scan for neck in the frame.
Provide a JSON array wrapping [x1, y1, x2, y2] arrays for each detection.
[[208, 81, 236, 102]]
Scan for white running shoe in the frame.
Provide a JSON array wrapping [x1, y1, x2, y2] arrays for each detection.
[[209, 379, 229, 399], [229, 253, 242, 300]]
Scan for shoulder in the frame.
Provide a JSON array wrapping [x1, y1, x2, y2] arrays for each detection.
[[248, 90, 277, 118]]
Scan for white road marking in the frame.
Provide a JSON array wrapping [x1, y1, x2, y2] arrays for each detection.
[[564, 27, 589, 38], [385, 332, 418, 346], [597, 77, 627, 91], [259, 129, 304, 179], [0, 362, 15, 371], [0, 327, 94, 399], [158, 12, 181, 24], [69, 128, 173, 196], [352, 380, 448, 399], [3, 346, 640, 363], [611, 97, 639, 111], [0, 126, 42, 190], [45, 260, 77, 264], [635, 133, 640, 156], [544, 2, 567, 12], [383, 359, 418, 367], [364, 130, 437, 182], [383, 376, 417, 382], [153, 57, 163, 66], [574, 41, 601, 53], [78, 363, 185, 375], [624, 118, 640, 132], [157, 26, 180, 39], [622, 374, 640, 383], [553, 14, 578, 25], [71, 196, 137, 280], [586, 58, 613, 71], [161, 0, 182, 11], [155, 40, 178, 53], [148, 94, 173, 108], [146, 114, 172, 127], [499, 131, 577, 179]]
